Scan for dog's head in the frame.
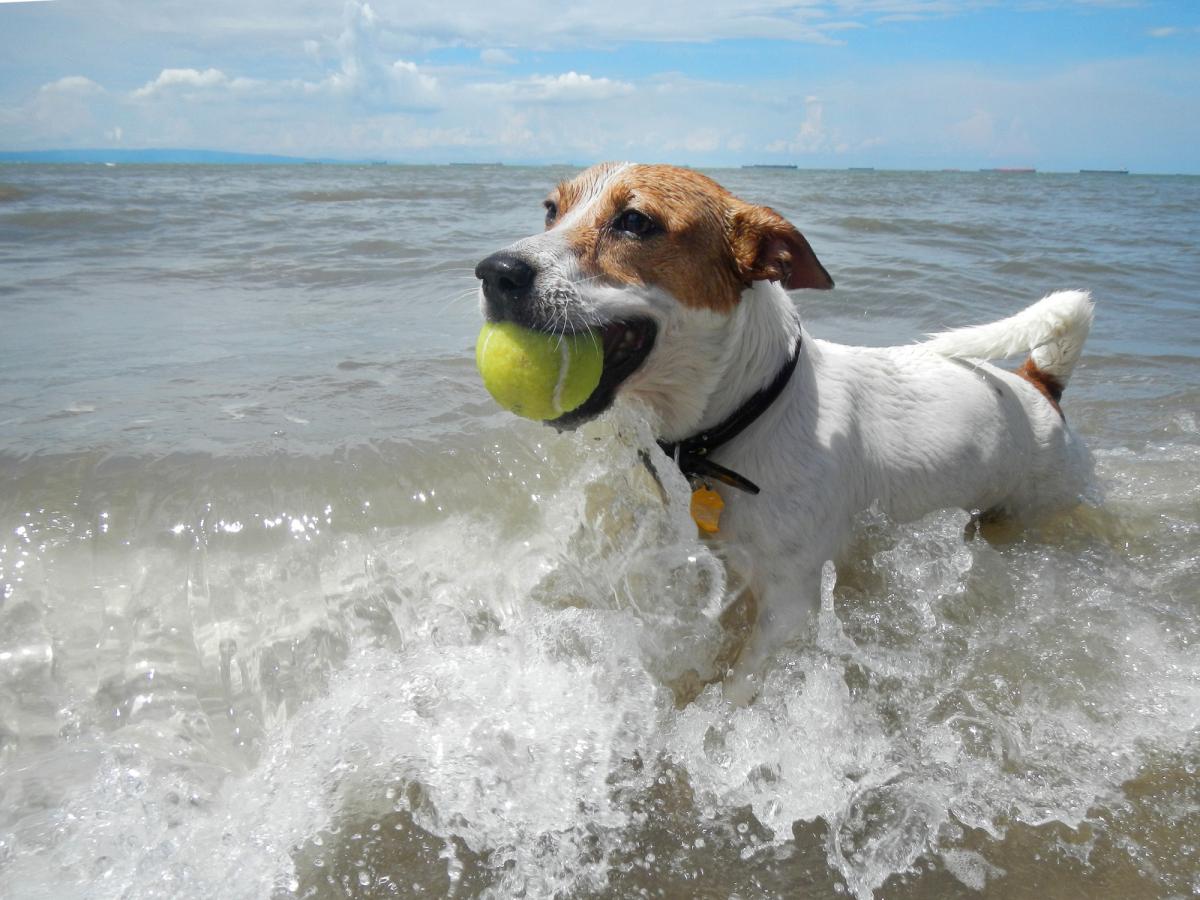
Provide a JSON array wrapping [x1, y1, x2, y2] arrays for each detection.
[[475, 162, 832, 433]]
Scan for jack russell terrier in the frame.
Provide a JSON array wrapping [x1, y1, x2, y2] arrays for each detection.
[[475, 162, 1095, 699]]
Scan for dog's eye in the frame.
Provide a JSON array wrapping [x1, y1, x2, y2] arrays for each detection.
[[613, 209, 659, 238], [543, 200, 558, 227]]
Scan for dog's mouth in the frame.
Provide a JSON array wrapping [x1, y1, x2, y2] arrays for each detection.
[[549, 317, 657, 430]]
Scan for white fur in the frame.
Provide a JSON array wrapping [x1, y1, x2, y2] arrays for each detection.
[[593, 281, 1094, 699], [630, 283, 1094, 699], [480, 168, 1096, 702], [923, 289, 1094, 383]]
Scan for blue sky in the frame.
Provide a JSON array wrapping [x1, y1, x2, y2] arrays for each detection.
[[1, 0, 1197, 172]]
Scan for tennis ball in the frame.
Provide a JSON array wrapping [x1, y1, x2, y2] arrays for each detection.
[[475, 321, 604, 421]]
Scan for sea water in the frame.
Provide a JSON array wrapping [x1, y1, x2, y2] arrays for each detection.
[[0, 164, 1197, 898]]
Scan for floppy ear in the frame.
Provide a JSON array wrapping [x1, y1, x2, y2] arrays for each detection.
[[728, 203, 834, 290]]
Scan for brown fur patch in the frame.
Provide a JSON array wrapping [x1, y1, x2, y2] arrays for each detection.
[[547, 163, 831, 313], [727, 201, 834, 291], [548, 162, 624, 225], [1016, 357, 1065, 417], [565, 164, 747, 312]]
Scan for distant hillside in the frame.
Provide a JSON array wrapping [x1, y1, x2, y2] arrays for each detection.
[[0, 148, 341, 165]]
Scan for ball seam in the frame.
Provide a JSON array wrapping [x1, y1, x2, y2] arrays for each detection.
[[551, 338, 570, 417]]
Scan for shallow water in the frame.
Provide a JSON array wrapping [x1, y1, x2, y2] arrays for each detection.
[[0, 164, 1197, 898]]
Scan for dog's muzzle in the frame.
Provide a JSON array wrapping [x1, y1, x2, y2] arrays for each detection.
[[475, 251, 535, 324], [473, 249, 658, 429]]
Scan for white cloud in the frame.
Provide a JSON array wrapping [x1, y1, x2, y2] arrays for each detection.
[[4, 0, 1196, 172], [39, 76, 104, 95], [311, 58, 438, 106], [1146, 26, 1179, 38], [128, 4, 439, 111], [132, 68, 232, 99], [300, 1, 439, 109], [765, 96, 836, 154], [474, 71, 635, 104], [18, 75, 109, 143], [69, 0, 940, 49]]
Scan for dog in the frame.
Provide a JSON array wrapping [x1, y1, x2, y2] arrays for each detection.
[[475, 162, 1094, 699]]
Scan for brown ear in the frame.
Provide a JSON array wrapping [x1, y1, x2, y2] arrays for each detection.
[[729, 203, 834, 290]]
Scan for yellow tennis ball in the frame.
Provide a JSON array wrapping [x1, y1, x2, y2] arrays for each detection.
[[475, 322, 604, 421]]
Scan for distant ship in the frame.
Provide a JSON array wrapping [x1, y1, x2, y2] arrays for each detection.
[[1079, 169, 1129, 175], [982, 167, 1037, 174]]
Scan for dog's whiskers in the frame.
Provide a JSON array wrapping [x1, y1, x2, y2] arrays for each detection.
[[445, 287, 481, 309]]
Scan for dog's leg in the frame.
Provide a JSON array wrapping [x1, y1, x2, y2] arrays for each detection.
[[722, 565, 822, 705], [964, 507, 1025, 545], [666, 587, 758, 709], [715, 585, 758, 674]]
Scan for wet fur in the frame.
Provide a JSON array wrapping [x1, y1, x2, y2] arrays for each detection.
[[478, 162, 1095, 701]]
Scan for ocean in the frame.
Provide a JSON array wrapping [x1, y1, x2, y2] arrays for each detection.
[[0, 163, 1197, 899]]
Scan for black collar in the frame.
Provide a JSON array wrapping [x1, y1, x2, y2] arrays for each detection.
[[657, 335, 802, 495]]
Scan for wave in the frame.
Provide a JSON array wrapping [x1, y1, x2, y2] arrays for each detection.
[[0, 412, 1197, 898]]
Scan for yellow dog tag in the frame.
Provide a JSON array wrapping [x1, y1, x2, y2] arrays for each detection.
[[690, 486, 724, 534]]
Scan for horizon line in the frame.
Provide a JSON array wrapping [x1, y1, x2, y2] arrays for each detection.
[[0, 148, 1191, 177]]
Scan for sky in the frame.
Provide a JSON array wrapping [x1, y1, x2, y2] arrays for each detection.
[[0, 0, 1197, 172]]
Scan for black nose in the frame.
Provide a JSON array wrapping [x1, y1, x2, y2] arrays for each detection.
[[475, 251, 536, 320]]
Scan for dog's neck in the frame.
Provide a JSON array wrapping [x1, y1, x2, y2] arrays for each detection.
[[623, 281, 802, 443], [691, 281, 802, 437]]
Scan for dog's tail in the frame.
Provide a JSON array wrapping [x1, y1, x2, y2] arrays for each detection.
[[922, 290, 1094, 398]]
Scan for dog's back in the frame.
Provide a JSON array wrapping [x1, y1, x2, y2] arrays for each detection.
[[805, 293, 1095, 524]]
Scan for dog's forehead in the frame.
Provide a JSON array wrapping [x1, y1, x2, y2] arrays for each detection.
[[555, 163, 734, 225], [537, 162, 751, 314], [553, 162, 627, 212]]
